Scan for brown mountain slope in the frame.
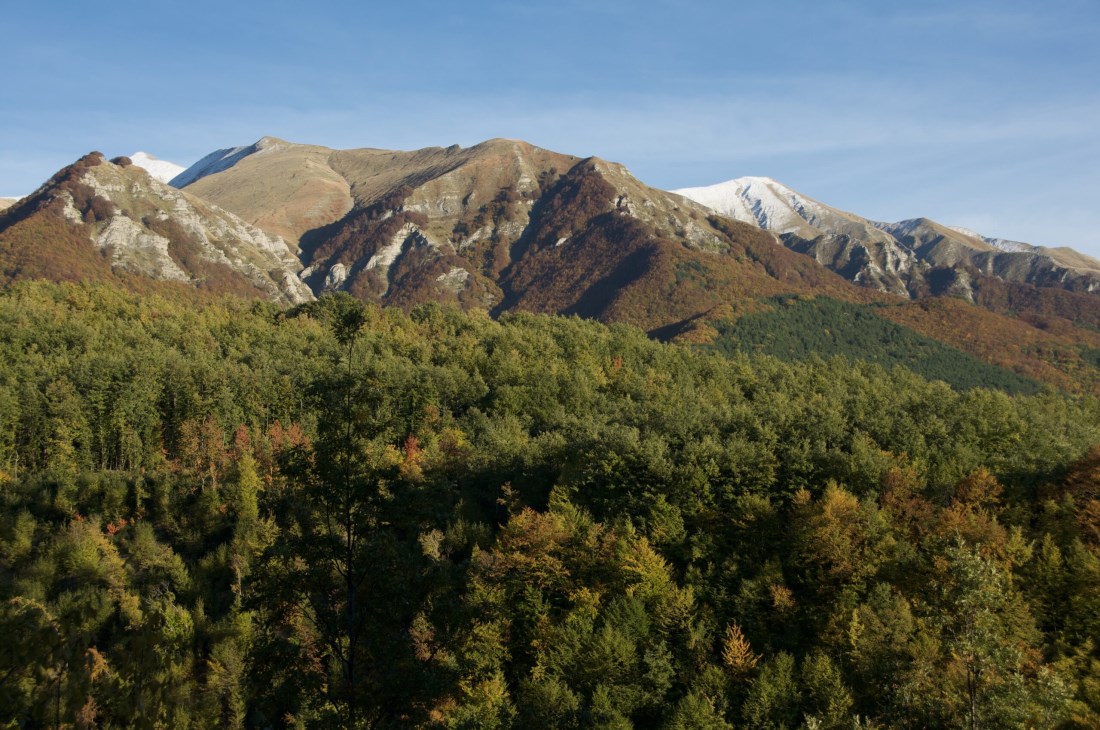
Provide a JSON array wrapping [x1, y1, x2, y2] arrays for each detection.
[[180, 138, 866, 327], [492, 159, 864, 332], [169, 136, 1100, 392], [879, 296, 1100, 394], [179, 137, 353, 246], [0, 153, 313, 304]]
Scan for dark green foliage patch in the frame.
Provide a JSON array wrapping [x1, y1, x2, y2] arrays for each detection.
[[713, 295, 1041, 393]]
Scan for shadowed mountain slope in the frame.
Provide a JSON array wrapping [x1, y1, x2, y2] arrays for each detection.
[[176, 138, 861, 331]]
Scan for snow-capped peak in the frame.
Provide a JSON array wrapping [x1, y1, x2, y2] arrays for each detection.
[[168, 138, 283, 188], [673, 176, 829, 235], [129, 152, 187, 184]]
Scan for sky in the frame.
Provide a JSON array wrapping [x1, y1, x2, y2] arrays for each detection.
[[2, 0, 1098, 254]]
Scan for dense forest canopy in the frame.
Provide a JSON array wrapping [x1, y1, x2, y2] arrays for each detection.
[[2, 280, 1100, 727], [711, 295, 1043, 395]]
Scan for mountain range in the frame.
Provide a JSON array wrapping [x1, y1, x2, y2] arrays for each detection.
[[4, 136, 1100, 393], [674, 176, 1100, 299]]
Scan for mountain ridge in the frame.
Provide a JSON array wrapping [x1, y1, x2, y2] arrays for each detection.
[[172, 136, 861, 331], [674, 176, 1100, 299], [9, 137, 1100, 394], [161, 136, 1100, 393], [0, 152, 312, 305]]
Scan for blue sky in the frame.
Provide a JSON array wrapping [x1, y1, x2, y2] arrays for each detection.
[[3, 0, 1098, 254]]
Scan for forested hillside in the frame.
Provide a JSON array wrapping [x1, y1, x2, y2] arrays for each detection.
[[2, 281, 1100, 728], [711, 296, 1043, 394]]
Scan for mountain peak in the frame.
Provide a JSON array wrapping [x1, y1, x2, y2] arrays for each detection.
[[129, 152, 186, 184], [169, 143, 261, 188], [677, 173, 1100, 298], [733, 175, 784, 187], [673, 175, 838, 239], [0, 151, 313, 304], [256, 135, 292, 150]]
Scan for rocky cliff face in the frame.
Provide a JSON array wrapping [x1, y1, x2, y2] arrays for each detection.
[[0, 153, 312, 304], [879, 218, 1100, 295]]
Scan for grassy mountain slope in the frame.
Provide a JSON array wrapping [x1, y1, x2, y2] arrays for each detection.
[[178, 136, 353, 246]]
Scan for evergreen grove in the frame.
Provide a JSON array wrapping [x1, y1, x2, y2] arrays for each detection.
[[2, 281, 1100, 727]]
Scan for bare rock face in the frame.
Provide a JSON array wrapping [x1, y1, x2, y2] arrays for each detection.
[[84, 160, 314, 304], [93, 213, 190, 282], [0, 153, 313, 305], [784, 233, 918, 298], [879, 218, 1100, 294]]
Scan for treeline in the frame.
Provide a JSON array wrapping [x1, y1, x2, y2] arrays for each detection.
[[1, 281, 1100, 727]]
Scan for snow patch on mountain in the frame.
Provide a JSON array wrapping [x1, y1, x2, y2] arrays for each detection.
[[947, 226, 983, 240], [947, 226, 1036, 253], [169, 137, 289, 189], [675, 177, 803, 233], [170, 143, 259, 188], [878, 219, 931, 238], [673, 176, 865, 240], [129, 153, 186, 184]]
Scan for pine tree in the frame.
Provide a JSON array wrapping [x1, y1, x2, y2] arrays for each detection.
[[721, 622, 760, 676]]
